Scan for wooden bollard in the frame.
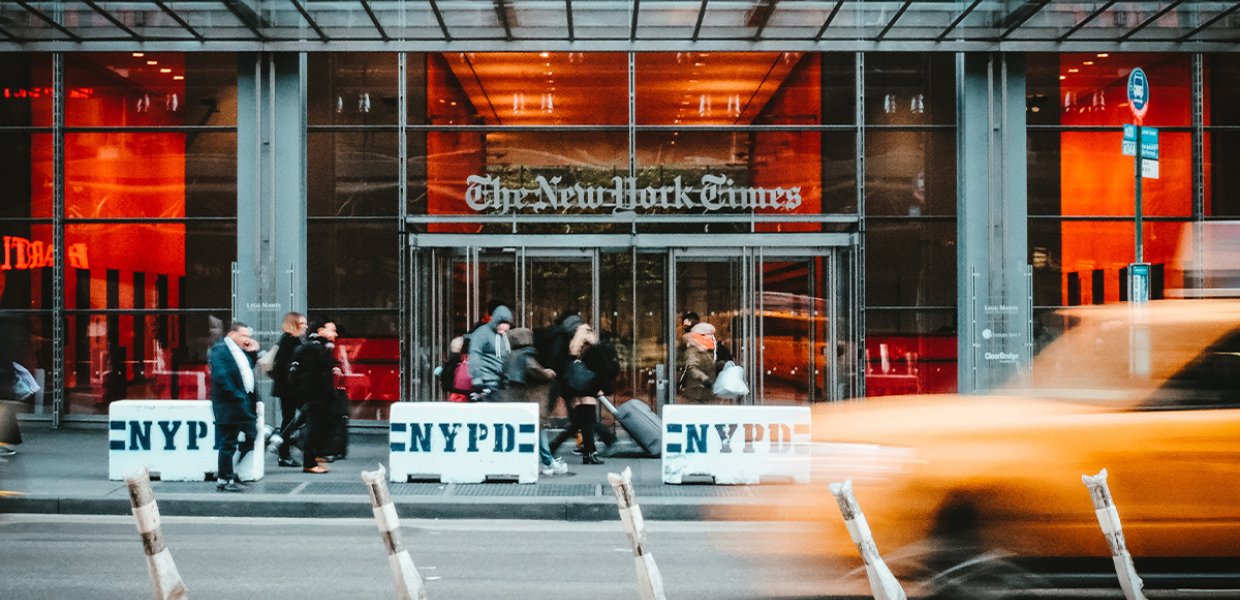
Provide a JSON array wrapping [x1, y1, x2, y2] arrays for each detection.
[[607, 467, 667, 600], [1082, 469, 1147, 600], [125, 467, 189, 600], [361, 464, 428, 600], [829, 480, 906, 600]]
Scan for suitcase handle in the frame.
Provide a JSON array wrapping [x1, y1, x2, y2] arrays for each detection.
[[598, 395, 619, 415]]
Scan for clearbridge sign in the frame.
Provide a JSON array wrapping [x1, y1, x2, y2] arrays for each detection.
[[464, 174, 804, 214]]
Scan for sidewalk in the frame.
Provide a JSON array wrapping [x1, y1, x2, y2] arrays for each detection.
[[0, 421, 828, 521]]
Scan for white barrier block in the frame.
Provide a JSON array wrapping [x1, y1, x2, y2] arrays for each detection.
[[388, 402, 539, 484], [109, 400, 265, 482], [662, 405, 811, 484]]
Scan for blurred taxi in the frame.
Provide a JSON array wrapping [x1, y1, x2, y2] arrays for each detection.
[[758, 300, 1240, 590]]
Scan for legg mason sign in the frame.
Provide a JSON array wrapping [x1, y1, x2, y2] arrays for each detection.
[[465, 174, 804, 213]]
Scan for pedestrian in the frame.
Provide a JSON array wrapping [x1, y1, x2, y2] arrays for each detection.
[[208, 321, 260, 492], [269, 311, 306, 467], [680, 321, 718, 404], [543, 310, 583, 418], [289, 319, 339, 474], [467, 304, 513, 400], [549, 323, 611, 465], [502, 327, 568, 475], [435, 335, 472, 402]]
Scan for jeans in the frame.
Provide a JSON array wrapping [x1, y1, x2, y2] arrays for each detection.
[[539, 430, 555, 466], [216, 420, 257, 483]]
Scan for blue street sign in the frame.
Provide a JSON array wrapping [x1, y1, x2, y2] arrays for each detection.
[[1122, 124, 1158, 160], [1127, 68, 1149, 119]]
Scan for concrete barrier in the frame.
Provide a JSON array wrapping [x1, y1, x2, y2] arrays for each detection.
[[607, 466, 666, 600], [109, 400, 264, 482], [388, 402, 539, 484], [829, 479, 906, 600], [661, 405, 810, 484], [125, 467, 189, 600], [1082, 469, 1148, 600], [362, 464, 428, 600]]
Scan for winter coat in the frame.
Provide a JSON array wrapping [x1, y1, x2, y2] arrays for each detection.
[[468, 305, 514, 390], [680, 323, 718, 403], [290, 334, 337, 410], [499, 328, 556, 404], [269, 332, 302, 399]]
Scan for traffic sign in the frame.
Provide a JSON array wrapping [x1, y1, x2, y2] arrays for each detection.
[[1122, 124, 1159, 161], [1127, 68, 1149, 121]]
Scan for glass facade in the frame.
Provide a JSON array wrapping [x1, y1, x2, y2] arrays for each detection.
[[3, 47, 1239, 421]]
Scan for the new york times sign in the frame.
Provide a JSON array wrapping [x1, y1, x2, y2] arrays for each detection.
[[465, 174, 803, 214]]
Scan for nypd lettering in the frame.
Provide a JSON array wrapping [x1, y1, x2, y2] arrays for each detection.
[[107, 400, 265, 482], [662, 405, 811, 485], [388, 402, 540, 484]]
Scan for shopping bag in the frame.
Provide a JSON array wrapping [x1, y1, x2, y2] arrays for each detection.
[[712, 361, 749, 399], [256, 344, 279, 374]]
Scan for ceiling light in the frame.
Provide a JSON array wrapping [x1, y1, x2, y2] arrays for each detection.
[[1083, 61, 1094, 66], [1068, 68, 1079, 73], [173, 75, 184, 81], [539, 52, 549, 58], [160, 68, 172, 73], [1097, 53, 1109, 58], [132, 52, 144, 58], [147, 60, 158, 65], [694, 62, 705, 67], [1059, 75, 1067, 80]]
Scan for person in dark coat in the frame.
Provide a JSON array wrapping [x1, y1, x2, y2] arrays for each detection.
[[289, 319, 339, 474], [269, 311, 306, 467], [209, 321, 259, 492], [501, 328, 567, 475], [680, 322, 718, 403]]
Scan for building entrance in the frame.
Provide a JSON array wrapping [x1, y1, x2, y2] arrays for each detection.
[[407, 233, 857, 411]]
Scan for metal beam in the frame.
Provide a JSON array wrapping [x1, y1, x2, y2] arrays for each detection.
[[494, 0, 513, 40], [0, 25, 22, 42], [426, 0, 450, 40], [815, 0, 847, 39], [630, 0, 640, 40], [565, 0, 574, 40], [83, 0, 141, 38], [998, 0, 1051, 40], [1178, 1, 1240, 42], [750, 0, 778, 40], [288, 0, 328, 41], [220, 0, 266, 40], [876, 0, 914, 40], [358, 0, 389, 41], [152, 0, 205, 40], [1117, 0, 1185, 41], [691, 0, 709, 40], [937, 0, 984, 41], [15, 0, 82, 41], [1058, 0, 1119, 42]]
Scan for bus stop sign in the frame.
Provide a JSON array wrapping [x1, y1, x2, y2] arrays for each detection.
[[1128, 68, 1149, 121]]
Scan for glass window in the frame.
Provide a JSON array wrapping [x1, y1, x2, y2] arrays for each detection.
[[1028, 53, 1191, 128], [1207, 130, 1240, 217], [427, 52, 628, 126], [64, 222, 236, 310], [307, 131, 399, 217], [0, 313, 53, 415], [307, 53, 399, 126], [65, 132, 237, 219], [307, 221, 397, 310], [318, 310, 399, 420], [865, 309, 957, 396], [0, 54, 53, 126], [637, 52, 814, 125], [1206, 54, 1240, 127], [0, 133, 52, 219], [1, 221, 52, 310], [865, 221, 957, 308], [864, 53, 955, 126], [1056, 130, 1192, 217], [865, 130, 956, 216], [64, 53, 237, 127]]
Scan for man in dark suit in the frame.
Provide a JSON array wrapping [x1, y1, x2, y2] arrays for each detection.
[[209, 321, 259, 492]]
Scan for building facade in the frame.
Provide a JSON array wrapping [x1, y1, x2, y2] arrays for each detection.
[[0, 2, 1237, 424]]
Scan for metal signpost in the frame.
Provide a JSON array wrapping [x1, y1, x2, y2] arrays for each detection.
[[1124, 68, 1154, 304]]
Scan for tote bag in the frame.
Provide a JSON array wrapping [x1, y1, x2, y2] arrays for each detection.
[[564, 359, 597, 396], [713, 361, 749, 399]]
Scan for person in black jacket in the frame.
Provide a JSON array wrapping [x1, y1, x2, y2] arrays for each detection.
[[208, 322, 260, 492], [289, 319, 339, 474], [269, 311, 306, 467]]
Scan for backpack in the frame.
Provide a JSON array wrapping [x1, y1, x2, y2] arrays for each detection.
[[452, 357, 472, 394]]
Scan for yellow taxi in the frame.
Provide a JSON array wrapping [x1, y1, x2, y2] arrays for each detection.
[[754, 300, 1240, 595]]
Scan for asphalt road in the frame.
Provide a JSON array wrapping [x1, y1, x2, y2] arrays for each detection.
[[4, 514, 1240, 599], [0, 515, 839, 599]]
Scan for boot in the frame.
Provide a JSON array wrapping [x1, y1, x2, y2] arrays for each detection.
[[583, 452, 605, 465]]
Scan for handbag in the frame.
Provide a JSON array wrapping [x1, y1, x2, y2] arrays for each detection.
[[257, 344, 279, 374], [713, 361, 749, 399], [564, 359, 597, 396]]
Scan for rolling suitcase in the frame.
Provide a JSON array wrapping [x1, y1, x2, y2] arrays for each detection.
[[598, 396, 662, 457]]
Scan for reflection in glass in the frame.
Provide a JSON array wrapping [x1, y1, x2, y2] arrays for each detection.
[[0, 313, 52, 415], [0, 54, 52, 126], [865, 310, 957, 396], [308, 53, 399, 126], [307, 131, 399, 216], [865, 53, 955, 126], [0, 133, 52, 219], [637, 52, 813, 125], [64, 53, 237, 127], [307, 221, 398, 310], [1027, 53, 1191, 129], [760, 259, 828, 404], [865, 131, 956, 216], [1207, 131, 1240, 216], [326, 311, 399, 420], [0, 222, 52, 310], [865, 221, 956, 308]]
